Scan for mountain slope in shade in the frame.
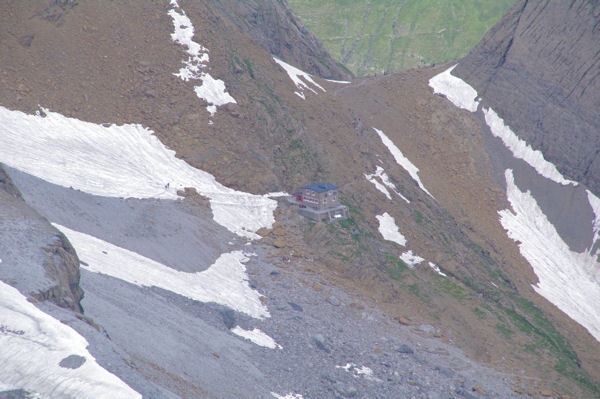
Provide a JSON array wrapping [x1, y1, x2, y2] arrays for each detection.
[[209, 0, 353, 80], [454, 0, 600, 196]]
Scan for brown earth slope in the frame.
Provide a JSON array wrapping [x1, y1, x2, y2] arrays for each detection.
[[1, 0, 600, 396]]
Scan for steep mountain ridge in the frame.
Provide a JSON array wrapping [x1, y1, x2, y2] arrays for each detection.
[[209, 0, 352, 80], [1, 0, 600, 397], [455, 0, 600, 195]]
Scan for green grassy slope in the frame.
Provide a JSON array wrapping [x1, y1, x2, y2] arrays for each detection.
[[287, 0, 516, 75]]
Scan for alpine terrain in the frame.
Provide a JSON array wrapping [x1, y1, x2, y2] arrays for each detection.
[[0, 0, 599, 398]]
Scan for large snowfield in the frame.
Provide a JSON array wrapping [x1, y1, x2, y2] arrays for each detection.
[[0, 106, 278, 240], [0, 281, 141, 399]]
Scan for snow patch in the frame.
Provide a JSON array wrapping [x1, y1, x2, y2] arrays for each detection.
[[376, 213, 406, 246], [325, 79, 351, 84], [55, 224, 269, 319], [273, 57, 325, 99], [231, 326, 282, 349], [429, 262, 447, 277], [0, 281, 141, 399], [365, 166, 409, 203], [499, 169, 600, 341], [336, 363, 381, 382], [365, 173, 391, 199], [400, 250, 425, 268], [373, 128, 435, 199], [483, 108, 576, 186], [271, 393, 304, 399], [0, 106, 277, 239], [428, 64, 480, 112], [168, 2, 236, 117]]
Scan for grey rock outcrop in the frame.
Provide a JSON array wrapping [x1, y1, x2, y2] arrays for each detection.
[[454, 0, 600, 194], [0, 165, 83, 312], [210, 0, 353, 80]]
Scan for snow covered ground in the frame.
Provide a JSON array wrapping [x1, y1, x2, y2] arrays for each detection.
[[365, 166, 409, 203], [0, 106, 279, 239], [499, 170, 600, 341], [428, 64, 480, 112], [273, 58, 325, 100], [168, 0, 236, 117], [0, 281, 141, 399], [373, 128, 434, 199], [55, 224, 269, 319], [231, 326, 282, 349], [376, 213, 407, 246]]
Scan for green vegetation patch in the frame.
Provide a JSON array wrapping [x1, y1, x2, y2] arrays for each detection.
[[288, 0, 516, 75]]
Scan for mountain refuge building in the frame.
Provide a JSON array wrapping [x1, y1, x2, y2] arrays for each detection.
[[293, 182, 349, 222]]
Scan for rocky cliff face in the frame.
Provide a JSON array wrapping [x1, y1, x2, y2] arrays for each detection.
[[0, 166, 83, 312], [454, 0, 600, 194], [209, 0, 352, 80]]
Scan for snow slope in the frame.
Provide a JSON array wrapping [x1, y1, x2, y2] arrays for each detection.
[[0, 281, 141, 399], [373, 128, 434, 199], [55, 224, 269, 319], [0, 106, 278, 239], [499, 170, 600, 341], [273, 58, 325, 100], [168, 0, 236, 117], [428, 65, 480, 112], [483, 108, 576, 186]]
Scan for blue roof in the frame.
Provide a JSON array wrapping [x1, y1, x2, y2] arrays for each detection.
[[300, 182, 338, 193]]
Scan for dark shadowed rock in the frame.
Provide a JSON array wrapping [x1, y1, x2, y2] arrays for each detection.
[[221, 309, 236, 329], [59, 354, 86, 369], [396, 344, 414, 354], [455, 0, 600, 195], [312, 334, 330, 353], [0, 389, 33, 399], [288, 301, 303, 312]]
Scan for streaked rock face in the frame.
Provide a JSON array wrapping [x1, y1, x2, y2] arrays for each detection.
[[455, 0, 600, 195]]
